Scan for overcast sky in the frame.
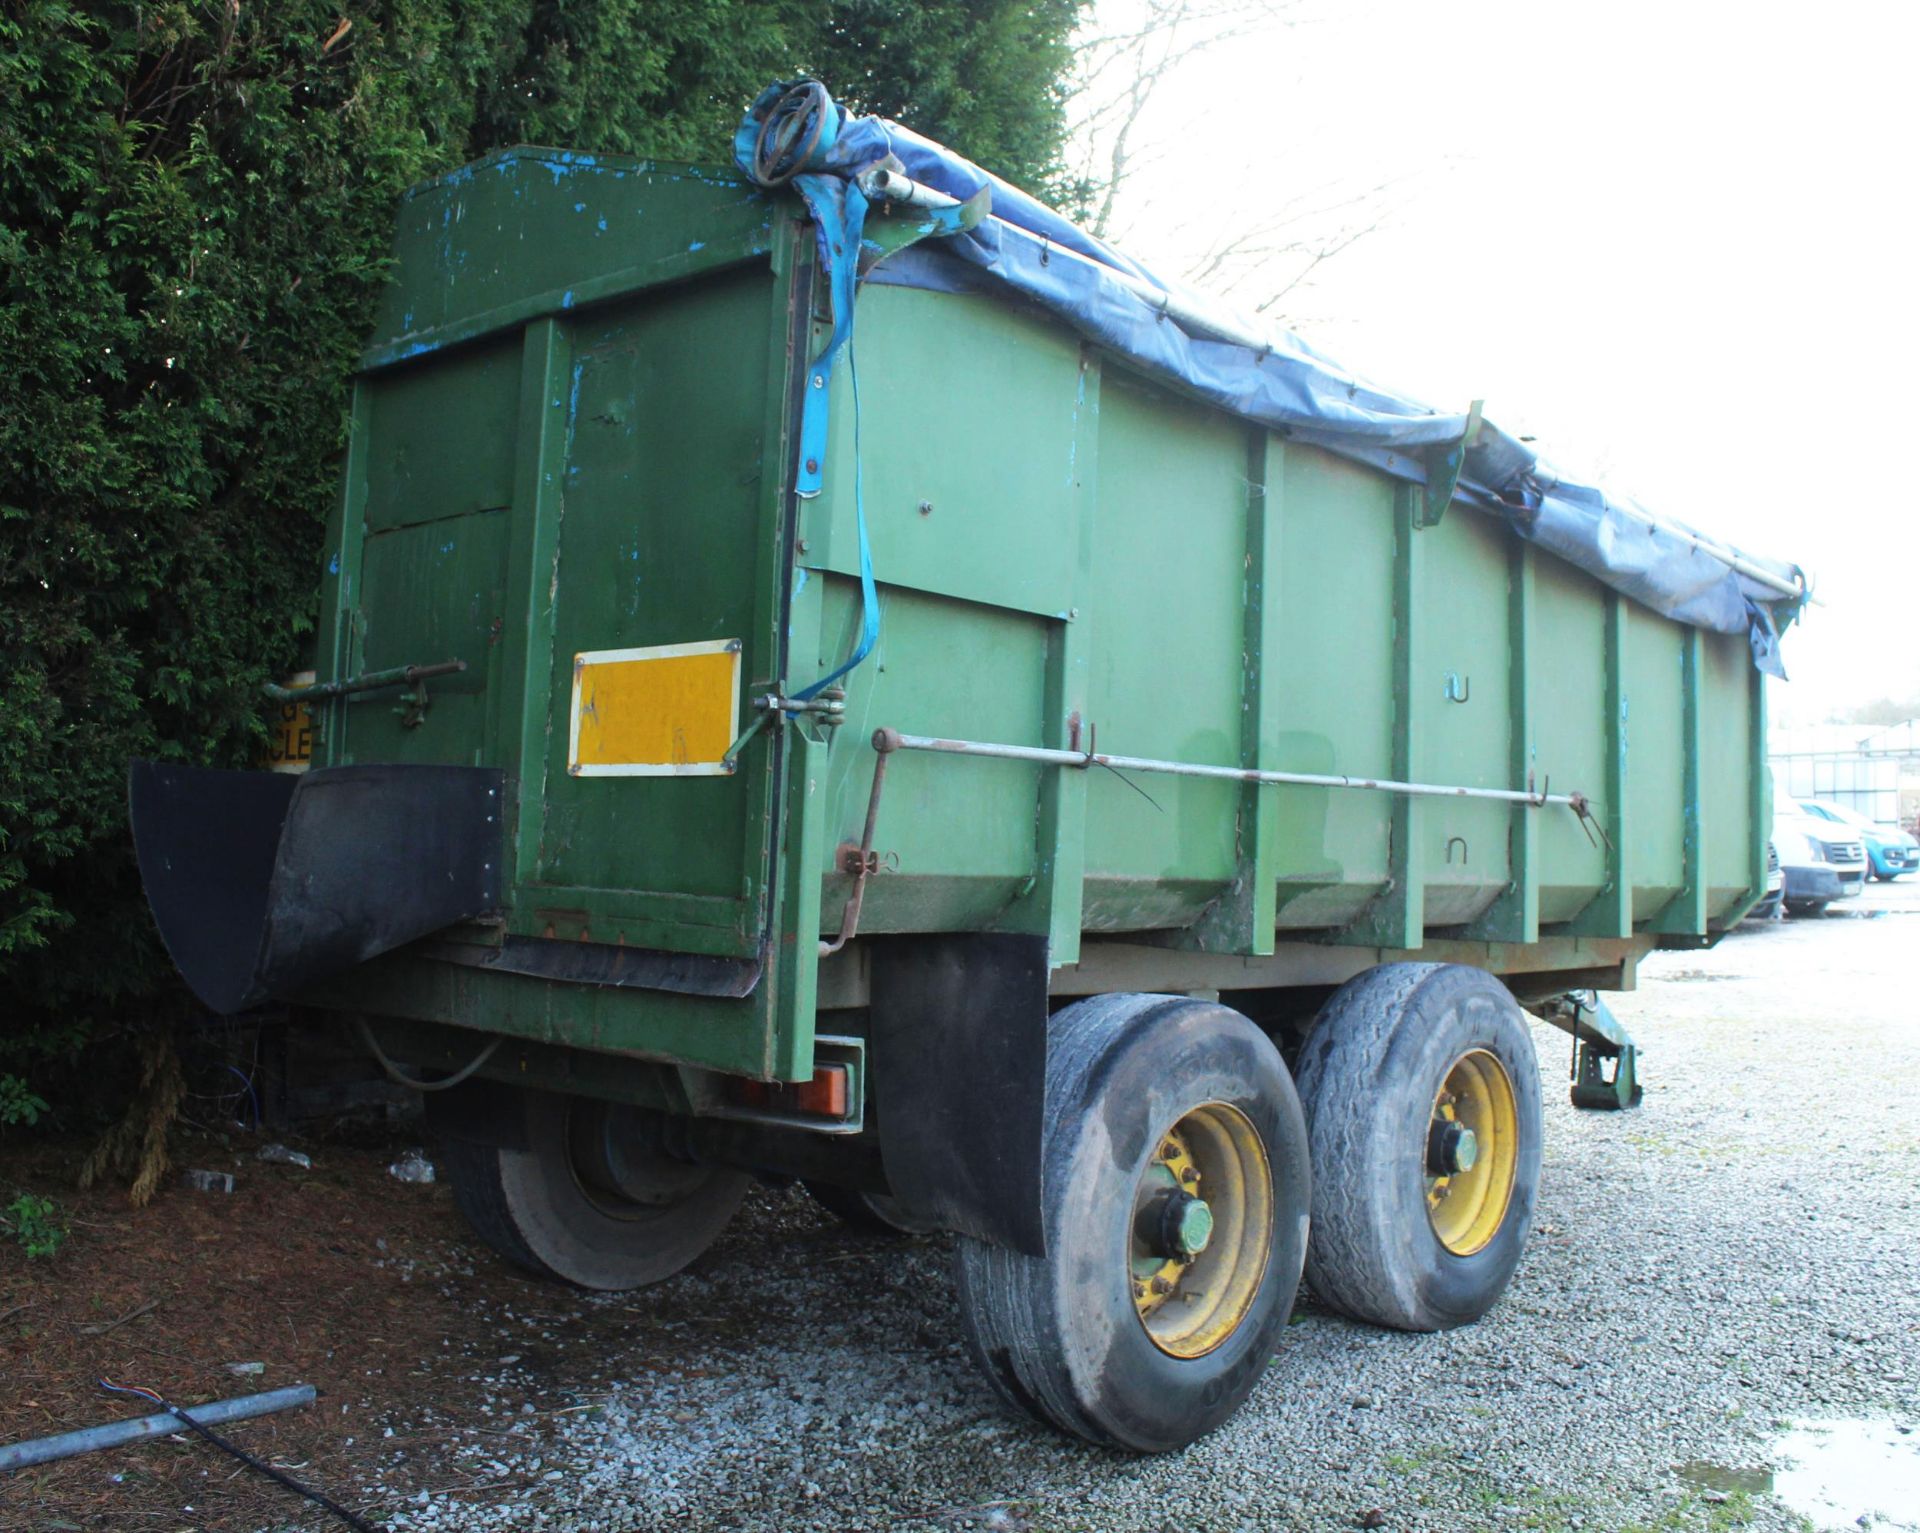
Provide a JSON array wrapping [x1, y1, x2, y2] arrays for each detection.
[[1089, 0, 1918, 728]]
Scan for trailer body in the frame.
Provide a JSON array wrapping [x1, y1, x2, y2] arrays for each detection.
[[131, 135, 1793, 1448], [230, 150, 1766, 1067]]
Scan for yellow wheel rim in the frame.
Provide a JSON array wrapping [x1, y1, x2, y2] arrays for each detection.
[[1425, 1049, 1519, 1256], [1129, 1102, 1272, 1359]]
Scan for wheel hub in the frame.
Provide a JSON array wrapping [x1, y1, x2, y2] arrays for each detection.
[[1160, 1191, 1215, 1257], [1424, 1050, 1519, 1256], [1426, 1119, 1479, 1175], [1136, 1184, 1215, 1260], [567, 1101, 710, 1213], [1128, 1104, 1272, 1359]]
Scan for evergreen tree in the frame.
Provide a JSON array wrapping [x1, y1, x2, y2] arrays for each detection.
[[0, 0, 1084, 1074]]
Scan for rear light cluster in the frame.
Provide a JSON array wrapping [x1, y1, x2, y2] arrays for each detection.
[[729, 1064, 851, 1121]]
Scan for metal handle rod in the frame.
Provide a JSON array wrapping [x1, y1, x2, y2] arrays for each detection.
[[0, 1385, 317, 1472], [263, 659, 465, 703], [872, 728, 1584, 811], [819, 745, 892, 958]]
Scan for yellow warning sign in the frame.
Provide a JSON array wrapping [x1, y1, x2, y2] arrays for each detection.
[[567, 640, 741, 777]]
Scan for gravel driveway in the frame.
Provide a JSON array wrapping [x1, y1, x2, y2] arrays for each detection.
[[376, 882, 1920, 1533]]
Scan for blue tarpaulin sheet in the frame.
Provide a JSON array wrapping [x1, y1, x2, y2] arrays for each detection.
[[736, 84, 1802, 675]]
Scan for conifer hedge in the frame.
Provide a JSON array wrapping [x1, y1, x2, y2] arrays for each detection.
[[0, 0, 1080, 1072]]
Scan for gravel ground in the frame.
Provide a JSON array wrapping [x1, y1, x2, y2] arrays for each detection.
[[373, 882, 1920, 1533]]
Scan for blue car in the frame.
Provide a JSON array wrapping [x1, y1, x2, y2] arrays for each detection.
[[1798, 799, 1919, 881]]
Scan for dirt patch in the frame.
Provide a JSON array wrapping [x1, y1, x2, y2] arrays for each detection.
[[0, 1125, 656, 1533]]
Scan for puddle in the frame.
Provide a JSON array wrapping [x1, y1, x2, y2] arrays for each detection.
[[1681, 1418, 1920, 1529], [1678, 1460, 1773, 1495]]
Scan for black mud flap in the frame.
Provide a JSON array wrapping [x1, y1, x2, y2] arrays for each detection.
[[868, 932, 1049, 1257], [129, 761, 504, 1014]]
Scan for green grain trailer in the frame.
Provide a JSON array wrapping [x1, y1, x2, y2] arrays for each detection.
[[131, 88, 1804, 1451]]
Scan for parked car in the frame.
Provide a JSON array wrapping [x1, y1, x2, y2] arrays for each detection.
[[1774, 801, 1869, 914], [1746, 840, 1785, 921], [1796, 799, 1918, 881]]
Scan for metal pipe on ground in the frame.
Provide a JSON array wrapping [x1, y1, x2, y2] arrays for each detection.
[[0, 1385, 317, 1473]]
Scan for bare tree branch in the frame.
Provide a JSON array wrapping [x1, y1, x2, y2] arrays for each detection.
[[1066, 0, 1299, 237], [1176, 171, 1415, 321], [1065, 0, 1426, 327]]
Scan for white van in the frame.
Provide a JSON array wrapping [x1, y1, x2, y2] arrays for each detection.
[[1773, 798, 1868, 915]]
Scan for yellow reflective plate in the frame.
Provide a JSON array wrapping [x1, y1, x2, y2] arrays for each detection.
[[568, 640, 742, 777]]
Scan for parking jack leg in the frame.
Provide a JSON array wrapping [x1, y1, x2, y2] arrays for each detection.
[[1534, 991, 1644, 1111]]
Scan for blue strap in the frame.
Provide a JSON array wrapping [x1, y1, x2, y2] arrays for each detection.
[[784, 170, 878, 701], [732, 95, 984, 707], [792, 342, 877, 703], [792, 174, 868, 500]]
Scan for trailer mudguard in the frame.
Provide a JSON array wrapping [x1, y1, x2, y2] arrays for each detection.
[[867, 932, 1050, 1256], [129, 761, 503, 1014]]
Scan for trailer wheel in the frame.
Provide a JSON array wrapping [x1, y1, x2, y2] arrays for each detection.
[[1294, 962, 1542, 1332], [803, 1180, 936, 1237], [443, 1090, 748, 1291], [952, 994, 1309, 1452]]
